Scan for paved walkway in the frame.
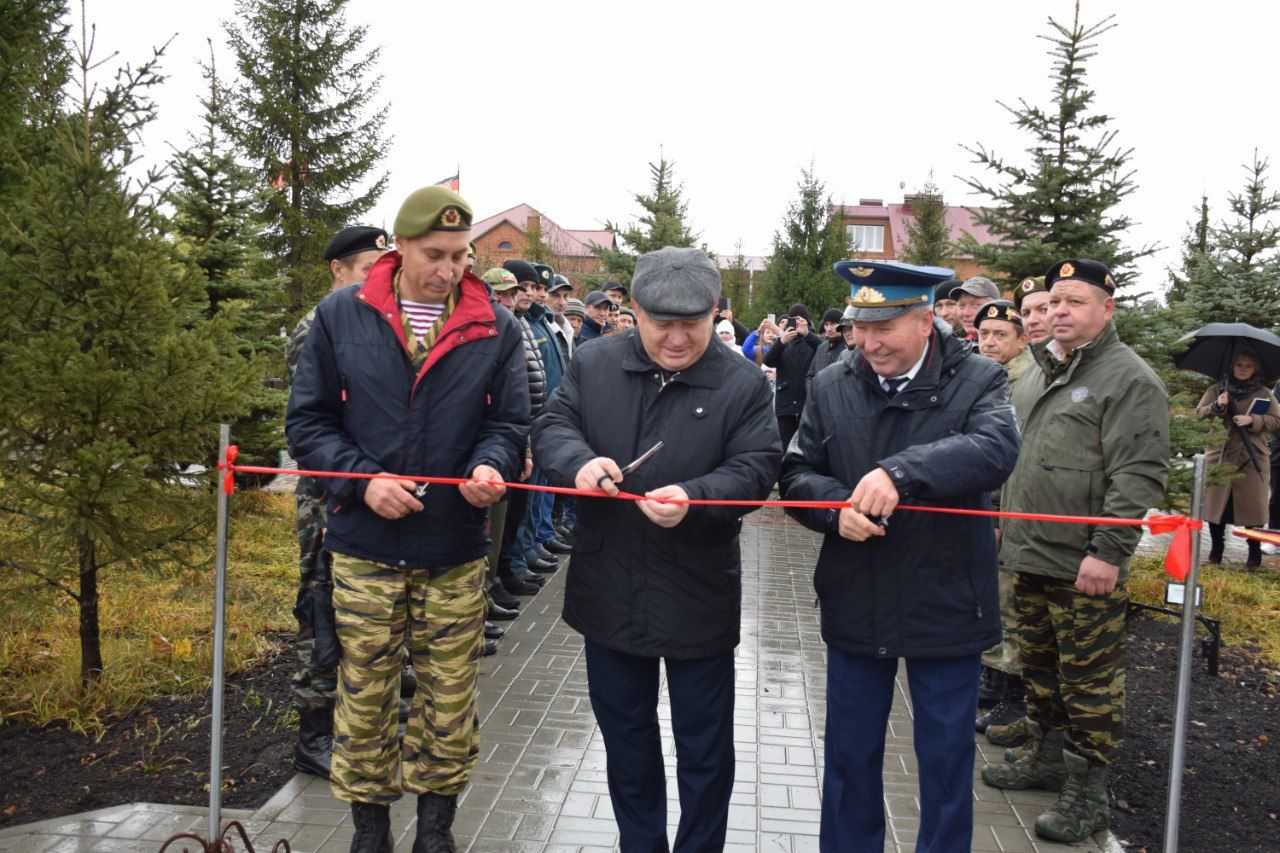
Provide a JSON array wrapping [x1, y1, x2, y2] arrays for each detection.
[[0, 508, 1115, 851]]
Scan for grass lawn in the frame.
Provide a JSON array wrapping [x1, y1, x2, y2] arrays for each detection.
[[1128, 552, 1280, 666], [0, 490, 296, 733]]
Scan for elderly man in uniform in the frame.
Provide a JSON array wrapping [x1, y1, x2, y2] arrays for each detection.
[[533, 247, 782, 851], [950, 275, 1002, 341], [781, 260, 1020, 852], [288, 186, 529, 852], [972, 300, 1034, 734], [286, 225, 389, 779], [1014, 276, 1051, 344], [981, 259, 1169, 844]]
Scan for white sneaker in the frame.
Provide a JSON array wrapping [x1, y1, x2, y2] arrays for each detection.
[[1262, 542, 1279, 555]]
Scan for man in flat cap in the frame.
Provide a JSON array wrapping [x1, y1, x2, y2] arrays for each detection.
[[1014, 275, 1052, 345], [286, 224, 389, 781], [781, 260, 1020, 851], [287, 186, 529, 852], [981, 259, 1169, 845], [951, 275, 1002, 341], [532, 246, 782, 850]]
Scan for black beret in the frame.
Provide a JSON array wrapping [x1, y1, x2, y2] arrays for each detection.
[[323, 226, 388, 262], [1045, 259, 1115, 294], [531, 263, 556, 287], [502, 259, 539, 285], [935, 278, 962, 302], [974, 299, 1024, 330]]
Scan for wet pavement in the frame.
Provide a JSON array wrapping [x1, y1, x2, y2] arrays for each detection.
[[0, 507, 1115, 851]]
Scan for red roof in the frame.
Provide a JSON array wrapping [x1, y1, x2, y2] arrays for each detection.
[[470, 203, 616, 257], [835, 201, 999, 259]]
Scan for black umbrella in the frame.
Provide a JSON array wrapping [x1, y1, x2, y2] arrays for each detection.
[[1173, 322, 1280, 474]]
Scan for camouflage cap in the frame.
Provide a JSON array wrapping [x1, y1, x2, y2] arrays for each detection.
[[394, 186, 472, 238], [482, 267, 520, 292]]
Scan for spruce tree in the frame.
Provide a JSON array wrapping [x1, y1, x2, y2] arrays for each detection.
[[1166, 195, 1210, 306], [720, 240, 755, 325], [0, 1, 70, 214], [1175, 153, 1280, 331], [167, 43, 287, 485], [0, 16, 258, 688], [225, 0, 389, 321], [587, 155, 698, 287], [762, 164, 850, 316], [959, 1, 1154, 286], [898, 173, 955, 267]]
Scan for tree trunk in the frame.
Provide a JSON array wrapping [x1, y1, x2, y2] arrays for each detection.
[[78, 533, 103, 689]]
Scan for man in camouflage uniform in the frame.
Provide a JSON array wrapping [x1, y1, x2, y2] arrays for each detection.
[[287, 186, 528, 852], [287, 226, 388, 778], [981, 259, 1169, 844]]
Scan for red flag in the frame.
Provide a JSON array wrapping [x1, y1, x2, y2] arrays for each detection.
[[1163, 524, 1191, 581], [435, 173, 459, 192]]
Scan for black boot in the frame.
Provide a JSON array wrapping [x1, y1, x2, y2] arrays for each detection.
[[1247, 538, 1262, 568], [294, 707, 334, 779], [350, 801, 393, 853], [412, 792, 458, 853], [488, 579, 519, 610], [976, 676, 1027, 733], [482, 639, 498, 656], [500, 571, 540, 596], [1208, 522, 1225, 564], [484, 621, 505, 640], [979, 666, 1006, 710], [486, 592, 519, 621]]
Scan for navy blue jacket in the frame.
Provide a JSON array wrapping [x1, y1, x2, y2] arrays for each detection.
[[779, 330, 1019, 658], [286, 253, 529, 569], [523, 302, 565, 392]]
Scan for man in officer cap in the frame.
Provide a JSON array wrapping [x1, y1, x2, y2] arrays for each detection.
[[533, 246, 782, 851], [288, 185, 528, 851], [973, 299, 1034, 734], [781, 260, 1020, 851], [951, 275, 1002, 340], [286, 224, 389, 780], [981, 259, 1169, 844], [1014, 275, 1051, 344]]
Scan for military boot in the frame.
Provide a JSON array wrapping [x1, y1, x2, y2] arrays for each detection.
[[488, 579, 520, 611], [350, 802, 393, 853], [985, 714, 1037, 748], [978, 665, 1006, 710], [975, 677, 1026, 734], [980, 722, 1068, 792], [412, 792, 458, 853], [1033, 748, 1110, 843], [293, 707, 334, 779]]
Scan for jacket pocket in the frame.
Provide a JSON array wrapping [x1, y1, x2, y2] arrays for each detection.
[[1027, 462, 1098, 552]]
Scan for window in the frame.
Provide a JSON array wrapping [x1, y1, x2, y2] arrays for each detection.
[[498, 241, 513, 250], [847, 224, 885, 253]]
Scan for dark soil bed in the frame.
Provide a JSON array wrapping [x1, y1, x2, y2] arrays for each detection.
[[0, 632, 298, 829], [1111, 612, 1280, 850]]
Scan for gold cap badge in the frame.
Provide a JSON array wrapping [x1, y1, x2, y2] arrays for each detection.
[[441, 207, 461, 228], [851, 285, 885, 304], [848, 266, 874, 278], [1059, 262, 1075, 278], [375, 234, 387, 249], [1104, 274, 1115, 288], [986, 305, 999, 317], [1021, 278, 1034, 292]]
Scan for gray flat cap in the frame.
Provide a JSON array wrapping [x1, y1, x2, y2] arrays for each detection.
[[631, 247, 721, 321], [949, 276, 1001, 301]]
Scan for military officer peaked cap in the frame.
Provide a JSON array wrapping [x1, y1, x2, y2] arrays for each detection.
[[394, 185, 472, 238], [1013, 275, 1047, 310], [323, 225, 388, 261], [1045, 258, 1115, 295], [974, 299, 1023, 330], [834, 260, 955, 322]]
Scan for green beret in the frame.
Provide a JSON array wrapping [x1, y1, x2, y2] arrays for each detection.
[[394, 186, 473, 238], [1012, 275, 1047, 310]]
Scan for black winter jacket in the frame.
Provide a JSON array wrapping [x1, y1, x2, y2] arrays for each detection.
[[806, 337, 850, 396], [517, 314, 547, 415], [532, 331, 783, 658], [764, 331, 822, 416], [286, 255, 529, 570], [779, 330, 1020, 659]]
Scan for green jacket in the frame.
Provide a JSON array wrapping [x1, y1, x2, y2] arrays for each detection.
[[999, 322, 1170, 583]]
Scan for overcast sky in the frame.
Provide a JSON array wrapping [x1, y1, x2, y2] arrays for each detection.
[[92, 0, 1280, 292]]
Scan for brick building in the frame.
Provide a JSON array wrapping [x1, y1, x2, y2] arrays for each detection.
[[833, 196, 998, 281], [469, 203, 615, 285]]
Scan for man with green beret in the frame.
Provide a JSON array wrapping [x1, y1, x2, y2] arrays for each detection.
[[1014, 275, 1051, 344], [981, 259, 1169, 844], [288, 185, 530, 852]]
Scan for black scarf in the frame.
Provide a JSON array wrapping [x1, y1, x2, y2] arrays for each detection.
[[1225, 346, 1264, 403]]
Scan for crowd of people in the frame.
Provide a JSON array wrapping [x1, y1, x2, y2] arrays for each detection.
[[281, 183, 1277, 853]]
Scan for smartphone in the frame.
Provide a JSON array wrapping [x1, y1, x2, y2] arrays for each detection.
[[766, 313, 776, 325]]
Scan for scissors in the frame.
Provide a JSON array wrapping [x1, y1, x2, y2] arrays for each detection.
[[596, 441, 664, 489]]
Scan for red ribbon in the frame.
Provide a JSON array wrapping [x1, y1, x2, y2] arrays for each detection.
[[218, 451, 1201, 578]]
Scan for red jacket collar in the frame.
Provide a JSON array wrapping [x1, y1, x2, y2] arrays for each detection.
[[356, 252, 497, 375]]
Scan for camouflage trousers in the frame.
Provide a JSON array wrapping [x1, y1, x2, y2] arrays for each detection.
[[1015, 572, 1127, 765], [329, 552, 486, 804], [293, 479, 336, 711], [980, 568, 1022, 677]]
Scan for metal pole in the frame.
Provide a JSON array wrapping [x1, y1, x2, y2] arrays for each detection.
[[1164, 453, 1206, 852], [209, 424, 231, 841]]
